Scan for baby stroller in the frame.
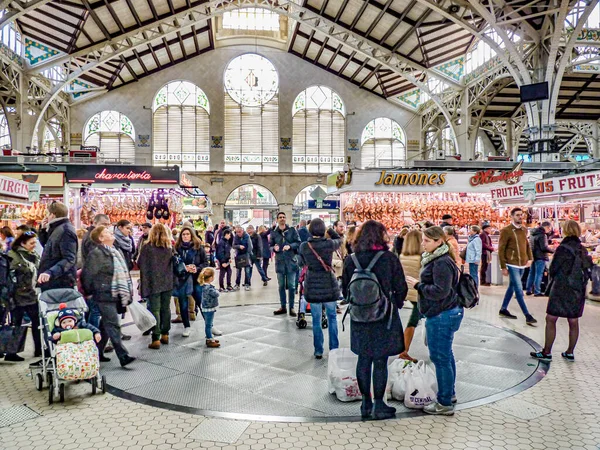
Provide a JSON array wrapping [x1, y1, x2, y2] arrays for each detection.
[[30, 288, 106, 404], [296, 266, 328, 329]]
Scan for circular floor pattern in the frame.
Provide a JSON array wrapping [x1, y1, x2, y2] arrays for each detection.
[[103, 304, 548, 422]]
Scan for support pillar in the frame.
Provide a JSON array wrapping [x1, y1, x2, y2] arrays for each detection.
[[457, 93, 474, 160], [593, 122, 599, 159], [506, 119, 516, 160]]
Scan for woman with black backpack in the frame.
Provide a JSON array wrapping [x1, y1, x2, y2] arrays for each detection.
[[531, 220, 592, 363], [342, 220, 407, 420], [405, 226, 462, 416]]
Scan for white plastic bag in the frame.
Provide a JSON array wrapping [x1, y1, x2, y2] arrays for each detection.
[[404, 361, 437, 409], [386, 359, 413, 401], [328, 348, 362, 402], [129, 300, 157, 332]]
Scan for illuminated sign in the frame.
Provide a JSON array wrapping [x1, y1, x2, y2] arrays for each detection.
[[469, 161, 524, 187], [375, 170, 447, 186], [66, 165, 179, 184], [95, 169, 152, 181]]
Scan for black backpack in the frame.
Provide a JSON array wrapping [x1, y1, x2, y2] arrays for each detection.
[[0, 253, 16, 310], [342, 252, 393, 329], [455, 267, 479, 309]]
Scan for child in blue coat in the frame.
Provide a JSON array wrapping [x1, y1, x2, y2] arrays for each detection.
[[199, 268, 220, 348]]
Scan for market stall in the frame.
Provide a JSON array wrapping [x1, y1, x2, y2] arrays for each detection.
[[0, 174, 38, 229]]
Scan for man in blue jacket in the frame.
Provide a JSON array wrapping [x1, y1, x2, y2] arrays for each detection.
[[271, 212, 301, 316]]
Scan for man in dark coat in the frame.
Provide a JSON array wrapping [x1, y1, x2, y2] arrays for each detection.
[[525, 221, 554, 296], [479, 223, 494, 286], [233, 226, 253, 290], [297, 220, 310, 243], [247, 225, 269, 286], [37, 202, 78, 292], [271, 212, 301, 316], [81, 214, 110, 263]]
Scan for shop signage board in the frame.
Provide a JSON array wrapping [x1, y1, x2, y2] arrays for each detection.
[[2, 172, 64, 188], [490, 171, 600, 201], [327, 169, 531, 194], [28, 183, 41, 202], [0, 174, 30, 199], [469, 161, 524, 187], [66, 165, 180, 184], [305, 199, 340, 210]]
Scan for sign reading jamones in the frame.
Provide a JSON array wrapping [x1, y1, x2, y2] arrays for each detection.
[[66, 165, 180, 184], [490, 171, 600, 200]]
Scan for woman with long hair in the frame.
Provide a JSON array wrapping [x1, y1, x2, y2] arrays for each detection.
[[344, 225, 358, 256], [4, 231, 41, 361], [172, 227, 207, 337], [531, 220, 593, 362], [342, 220, 408, 420], [398, 230, 423, 362], [113, 219, 135, 271], [405, 226, 462, 416], [1, 226, 15, 253], [82, 226, 135, 366], [138, 224, 174, 349]]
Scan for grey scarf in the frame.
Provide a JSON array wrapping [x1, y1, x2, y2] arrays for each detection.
[[420, 243, 450, 273], [114, 228, 133, 253]]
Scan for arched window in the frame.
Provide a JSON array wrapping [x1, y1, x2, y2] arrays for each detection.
[[224, 53, 279, 172], [360, 118, 406, 168], [153, 81, 210, 171], [83, 110, 135, 163], [292, 86, 345, 173], [0, 113, 10, 149]]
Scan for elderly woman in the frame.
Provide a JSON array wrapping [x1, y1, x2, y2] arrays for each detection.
[[82, 226, 135, 367], [4, 231, 41, 361]]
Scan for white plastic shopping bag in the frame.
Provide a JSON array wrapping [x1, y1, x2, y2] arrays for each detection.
[[389, 359, 415, 401], [404, 360, 437, 409], [328, 348, 362, 402], [129, 300, 157, 332]]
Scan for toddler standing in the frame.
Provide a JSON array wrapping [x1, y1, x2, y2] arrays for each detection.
[[199, 268, 220, 348]]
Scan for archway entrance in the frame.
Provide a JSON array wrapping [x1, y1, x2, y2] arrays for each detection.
[[225, 184, 278, 227], [293, 184, 340, 226]]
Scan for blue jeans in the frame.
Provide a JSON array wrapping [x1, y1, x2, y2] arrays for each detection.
[[309, 301, 339, 356], [525, 260, 546, 295], [469, 263, 479, 288], [425, 306, 464, 406], [501, 266, 531, 316], [249, 260, 268, 283], [204, 311, 215, 339], [88, 299, 101, 329], [193, 284, 203, 313], [236, 266, 252, 286], [174, 288, 191, 328], [277, 269, 296, 310]]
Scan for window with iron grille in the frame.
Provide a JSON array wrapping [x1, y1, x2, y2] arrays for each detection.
[[152, 81, 210, 171], [360, 118, 407, 168], [224, 53, 279, 172], [83, 110, 135, 163], [292, 86, 346, 173]]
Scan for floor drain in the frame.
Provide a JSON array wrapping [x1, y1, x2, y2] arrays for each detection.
[[0, 405, 40, 428]]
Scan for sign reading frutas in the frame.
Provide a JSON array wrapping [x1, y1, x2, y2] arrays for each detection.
[[375, 170, 447, 186], [469, 161, 524, 187]]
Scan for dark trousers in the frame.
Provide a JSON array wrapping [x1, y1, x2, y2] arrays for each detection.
[[7, 304, 41, 356], [262, 259, 270, 279], [97, 301, 129, 363], [236, 266, 252, 286], [480, 254, 490, 285], [148, 291, 172, 341], [219, 265, 232, 289], [356, 356, 388, 400]]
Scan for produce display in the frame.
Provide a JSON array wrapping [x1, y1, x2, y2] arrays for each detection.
[[342, 192, 516, 232]]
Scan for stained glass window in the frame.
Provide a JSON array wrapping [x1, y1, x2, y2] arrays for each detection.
[[224, 54, 279, 172], [83, 110, 135, 163], [292, 86, 346, 173], [0, 113, 10, 149], [360, 118, 406, 169], [153, 81, 210, 171]]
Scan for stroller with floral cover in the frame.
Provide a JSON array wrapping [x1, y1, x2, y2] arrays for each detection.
[[296, 266, 329, 329], [30, 288, 106, 404]]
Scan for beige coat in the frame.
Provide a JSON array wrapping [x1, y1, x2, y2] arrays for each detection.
[[332, 241, 346, 278], [446, 236, 461, 265], [400, 254, 421, 303]]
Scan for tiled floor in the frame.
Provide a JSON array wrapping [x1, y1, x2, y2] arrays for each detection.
[[2, 278, 600, 450]]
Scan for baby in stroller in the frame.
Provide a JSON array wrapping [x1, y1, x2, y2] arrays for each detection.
[[51, 303, 101, 344]]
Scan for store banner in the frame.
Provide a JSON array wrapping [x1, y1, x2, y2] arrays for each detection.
[[66, 165, 179, 184], [305, 199, 340, 210], [2, 172, 64, 188], [0, 174, 29, 199], [490, 171, 600, 201]]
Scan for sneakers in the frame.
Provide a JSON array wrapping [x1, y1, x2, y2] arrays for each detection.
[[121, 334, 132, 341], [273, 308, 287, 315], [233, 285, 240, 291], [534, 294, 546, 297], [525, 291, 533, 296], [315, 354, 323, 360], [525, 315, 538, 325], [530, 351, 552, 362], [244, 285, 250, 291], [263, 281, 268, 286], [206, 339, 221, 348], [182, 328, 191, 337], [227, 286, 234, 292], [289, 309, 297, 317], [100, 356, 111, 362], [219, 288, 226, 293], [499, 309, 518, 319], [4, 354, 24, 362], [451, 395, 458, 404], [120, 356, 136, 367], [423, 402, 455, 416], [212, 327, 223, 336], [561, 352, 575, 362]]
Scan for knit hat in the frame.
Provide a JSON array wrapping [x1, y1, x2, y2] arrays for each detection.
[[56, 303, 77, 328]]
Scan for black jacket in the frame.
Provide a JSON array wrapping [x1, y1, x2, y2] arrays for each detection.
[[205, 230, 215, 246], [8, 248, 39, 307], [270, 225, 301, 274], [416, 252, 459, 318], [530, 227, 554, 261], [249, 233, 263, 261], [216, 237, 233, 263], [548, 237, 592, 302], [38, 218, 78, 292], [175, 244, 207, 288], [299, 231, 342, 303], [82, 245, 117, 303], [81, 226, 97, 263], [138, 244, 174, 298], [342, 250, 407, 358], [260, 229, 271, 259]]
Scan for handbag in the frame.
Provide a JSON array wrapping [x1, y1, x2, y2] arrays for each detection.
[[172, 252, 187, 278], [235, 253, 250, 268], [0, 325, 27, 354]]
